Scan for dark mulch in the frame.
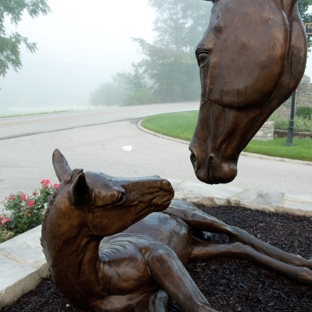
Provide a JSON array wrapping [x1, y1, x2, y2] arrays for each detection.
[[1, 205, 312, 312]]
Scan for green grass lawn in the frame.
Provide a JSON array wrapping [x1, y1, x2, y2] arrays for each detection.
[[141, 111, 312, 162], [244, 139, 312, 161], [141, 111, 198, 141]]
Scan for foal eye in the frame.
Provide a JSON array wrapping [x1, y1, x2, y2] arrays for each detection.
[[116, 192, 126, 204]]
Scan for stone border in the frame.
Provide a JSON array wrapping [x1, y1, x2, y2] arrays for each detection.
[[274, 129, 312, 139], [0, 226, 49, 307], [169, 179, 312, 216]]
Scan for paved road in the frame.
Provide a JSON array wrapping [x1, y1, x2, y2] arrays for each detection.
[[0, 102, 198, 140], [0, 103, 311, 213]]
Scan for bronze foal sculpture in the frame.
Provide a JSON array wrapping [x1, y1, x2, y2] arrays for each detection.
[[189, 0, 307, 184], [41, 149, 312, 312]]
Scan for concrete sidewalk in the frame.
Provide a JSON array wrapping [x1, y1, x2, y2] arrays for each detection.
[[1, 178, 312, 308]]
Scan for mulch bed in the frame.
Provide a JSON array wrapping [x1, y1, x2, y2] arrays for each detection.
[[1, 205, 312, 312]]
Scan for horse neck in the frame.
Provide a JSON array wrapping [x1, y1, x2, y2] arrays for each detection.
[[49, 230, 105, 294], [54, 230, 101, 271], [42, 209, 102, 283]]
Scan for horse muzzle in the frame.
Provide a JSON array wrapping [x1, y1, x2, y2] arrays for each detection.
[[189, 148, 238, 184]]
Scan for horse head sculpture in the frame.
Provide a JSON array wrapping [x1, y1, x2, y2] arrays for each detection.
[[189, 0, 307, 184]]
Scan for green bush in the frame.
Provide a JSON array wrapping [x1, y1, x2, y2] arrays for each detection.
[[296, 106, 312, 120], [269, 115, 289, 130], [268, 115, 312, 132], [294, 117, 312, 132]]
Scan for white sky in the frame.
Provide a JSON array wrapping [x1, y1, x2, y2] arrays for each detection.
[[0, 1, 311, 114], [0, 0, 158, 113]]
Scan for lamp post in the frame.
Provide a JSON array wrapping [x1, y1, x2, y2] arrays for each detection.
[[285, 90, 296, 146], [285, 0, 302, 147]]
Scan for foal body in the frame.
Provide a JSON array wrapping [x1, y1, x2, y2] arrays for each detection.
[[41, 150, 312, 312]]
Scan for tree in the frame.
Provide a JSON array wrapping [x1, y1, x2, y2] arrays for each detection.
[[91, 0, 312, 106], [0, 0, 51, 78], [300, 0, 312, 50], [149, 0, 210, 53], [89, 74, 127, 107], [118, 63, 155, 106], [123, 0, 211, 105]]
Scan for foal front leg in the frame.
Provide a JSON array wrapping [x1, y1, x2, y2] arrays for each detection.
[[166, 200, 312, 268], [147, 244, 218, 312]]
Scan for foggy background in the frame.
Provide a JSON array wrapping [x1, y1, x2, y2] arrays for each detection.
[[0, 0, 157, 115], [0, 0, 311, 116]]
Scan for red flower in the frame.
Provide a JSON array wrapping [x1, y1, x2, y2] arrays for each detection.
[[40, 179, 50, 187], [21, 194, 27, 201], [53, 183, 59, 189], [7, 195, 14, 200], [1, 218, 10, 225], [27, 200, 35, 208]]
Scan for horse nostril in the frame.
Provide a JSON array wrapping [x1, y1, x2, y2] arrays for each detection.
[[190, 151, 197, 169]]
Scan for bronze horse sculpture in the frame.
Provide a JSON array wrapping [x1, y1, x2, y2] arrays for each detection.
[[41, 0, 309, 311], [190, 0, 307, 184], [41, 149, 312, 312]]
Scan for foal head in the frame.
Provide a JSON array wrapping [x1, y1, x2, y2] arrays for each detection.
[[41, 149, 174, 251]]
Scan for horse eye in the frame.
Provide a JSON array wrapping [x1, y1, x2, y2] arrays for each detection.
[[116, 192, 126, 204], [197, 52, 210, 66]]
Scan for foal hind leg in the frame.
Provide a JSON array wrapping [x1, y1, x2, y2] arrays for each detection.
[[147, 244, 218, 312], [165, 200, 312, 268], [191, 239, 312, 285]]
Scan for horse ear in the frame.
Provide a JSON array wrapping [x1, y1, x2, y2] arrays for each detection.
[[52, 149, 72, 182], [69, 172, 93, 206], [280, 0, 297, 17]]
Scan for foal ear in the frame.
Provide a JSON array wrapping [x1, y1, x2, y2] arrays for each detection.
[[69, 172, 93, 206], [52, 149, 72, 182]]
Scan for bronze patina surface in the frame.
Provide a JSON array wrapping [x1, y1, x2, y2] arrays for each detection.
[[41, 150, 312, 312], [41, 1, 309, 310], [189, 0, 307, 184]]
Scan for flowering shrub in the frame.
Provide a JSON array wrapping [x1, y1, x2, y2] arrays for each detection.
[[0, 180, 59, 243]]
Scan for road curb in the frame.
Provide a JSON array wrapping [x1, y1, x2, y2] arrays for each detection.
[[137, 120, 312, 166]]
